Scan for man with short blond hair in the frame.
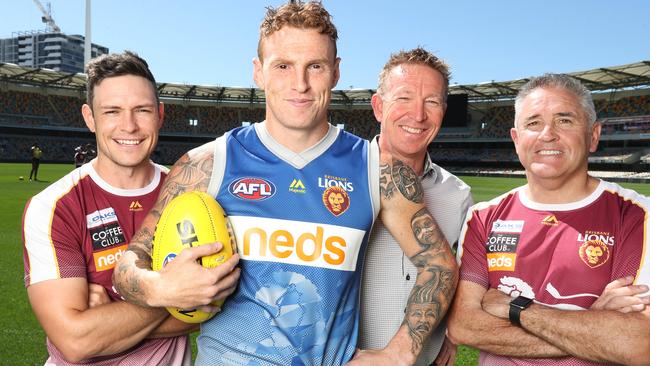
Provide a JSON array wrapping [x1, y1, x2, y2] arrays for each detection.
[[113, 3, 457, 365], [359, 47, 472, 366]]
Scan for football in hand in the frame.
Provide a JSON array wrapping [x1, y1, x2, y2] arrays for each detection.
[[152, 191, 236, 323]]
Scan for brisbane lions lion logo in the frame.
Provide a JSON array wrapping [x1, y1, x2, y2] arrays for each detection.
[[322, 186, 350, 216], [579, 240, 610, 268]]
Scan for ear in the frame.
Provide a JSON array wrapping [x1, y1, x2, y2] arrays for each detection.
[[589, 122, 602, 153], [81, 104, 96, 132], [253, 58, 264, 89], [510, 127, 519, 147], [371, 93, 384, 123], [331, 57, 341, 89], [158, 102, 165, 129]]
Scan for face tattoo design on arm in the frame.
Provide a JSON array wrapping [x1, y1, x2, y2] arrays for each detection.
[[405, 208, 457, 353]]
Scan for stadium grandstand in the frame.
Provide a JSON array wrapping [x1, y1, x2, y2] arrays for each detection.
[[1, 60, 649, 182]]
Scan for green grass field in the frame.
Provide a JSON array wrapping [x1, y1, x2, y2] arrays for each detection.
[[3, 163, 649, 365]]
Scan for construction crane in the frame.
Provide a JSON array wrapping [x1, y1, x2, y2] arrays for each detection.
[[32, 0, 61, 33]]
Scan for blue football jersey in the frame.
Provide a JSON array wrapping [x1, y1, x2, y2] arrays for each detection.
[[196, 122, 380, 366]]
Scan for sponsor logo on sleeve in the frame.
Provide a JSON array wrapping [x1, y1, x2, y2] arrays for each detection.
[[491, 220, 524, 233], [229, 177, 276, 201]]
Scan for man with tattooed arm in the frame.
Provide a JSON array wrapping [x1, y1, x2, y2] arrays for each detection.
[[358, 48, 473, 366], [113, 2, 457, 365]]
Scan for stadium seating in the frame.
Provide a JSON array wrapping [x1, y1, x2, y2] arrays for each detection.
[[1, 88, 647, 174]]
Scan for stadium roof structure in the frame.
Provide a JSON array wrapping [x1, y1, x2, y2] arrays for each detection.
[[1, 60, 649, 104]]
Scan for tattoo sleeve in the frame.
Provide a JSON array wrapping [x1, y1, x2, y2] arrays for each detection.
[[378, 154, 458, 356], [403, 208, 458, 354], [112, 151, 215, 305]]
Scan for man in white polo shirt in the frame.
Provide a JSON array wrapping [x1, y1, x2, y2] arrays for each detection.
[[359, 47, 473, 366]]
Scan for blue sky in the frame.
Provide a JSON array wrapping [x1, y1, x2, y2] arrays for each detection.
[[2, 0, 648, 89]]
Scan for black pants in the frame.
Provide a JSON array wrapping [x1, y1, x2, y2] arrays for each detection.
[[29, 158, 40, 180]]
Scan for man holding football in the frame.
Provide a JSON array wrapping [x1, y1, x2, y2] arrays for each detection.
[[22, 51, 195, 365], [113, 1, 457, 365]]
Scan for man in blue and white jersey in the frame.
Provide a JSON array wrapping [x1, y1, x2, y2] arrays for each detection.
[[113, 2, 458, 365]]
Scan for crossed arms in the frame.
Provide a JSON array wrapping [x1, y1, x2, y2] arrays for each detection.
[[27, 279, 196, 363], [448, 277, 650, 365]]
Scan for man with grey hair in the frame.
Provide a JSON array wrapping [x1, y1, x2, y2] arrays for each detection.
[[448, 73, 650, 365], [358, 47, 472, 366]]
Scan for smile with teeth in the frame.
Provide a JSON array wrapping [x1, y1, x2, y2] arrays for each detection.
[[538, 150, 561, 155], [115, 139, 142, 146], [401, 126, 424, 134]]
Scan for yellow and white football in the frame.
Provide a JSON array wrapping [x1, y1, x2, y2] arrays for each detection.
[[152, 191, 236, 323]]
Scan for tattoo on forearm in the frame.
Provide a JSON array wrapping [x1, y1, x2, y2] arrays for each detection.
[[113, 227, 155, 306], [131, 228, 154, 267], [411, 208, 446, 252], [379, 159, 424, 203], [403, 260, 457, 354], [404, 280, 440, 353], [113, 152, 215, 306], [403, 209, 458, 354], [113, 260, 148, 306], [391, 159, 423, 203]]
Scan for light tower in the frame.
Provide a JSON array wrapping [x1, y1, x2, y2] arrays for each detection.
[[85, 0, 91, 67]]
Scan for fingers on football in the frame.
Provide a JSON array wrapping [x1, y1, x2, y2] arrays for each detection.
[[180, 242, 223, 260], [196, 305, 221, 314]]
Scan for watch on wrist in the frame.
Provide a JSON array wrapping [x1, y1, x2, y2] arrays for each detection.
[[509, 295, 533, 327]]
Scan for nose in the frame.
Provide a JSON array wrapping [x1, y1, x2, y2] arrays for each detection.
[[293, 68, 309, 93], [121, 111, 138, 133], [538, 122, 558, 141], [409, 99, 426, 123]]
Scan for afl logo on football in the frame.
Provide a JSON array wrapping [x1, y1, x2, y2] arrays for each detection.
[[229, 177, 276, 200], [162, 253, 177, 267]]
